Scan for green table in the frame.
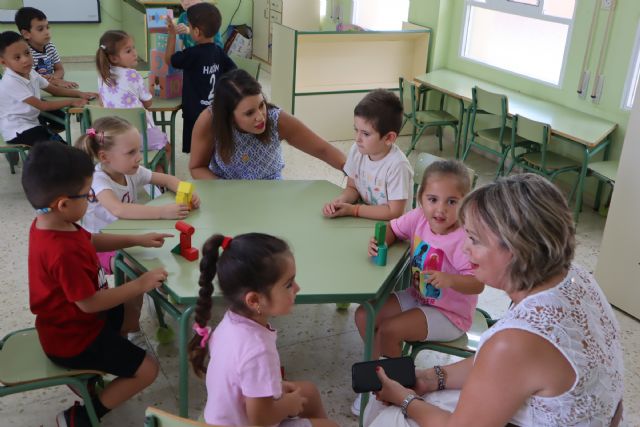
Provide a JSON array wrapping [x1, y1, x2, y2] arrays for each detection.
[[104, 180, 409, 418], [45, 70, 182, 175], [414, 69, 618, 222]]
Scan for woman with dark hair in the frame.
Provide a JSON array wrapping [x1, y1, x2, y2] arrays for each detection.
[[189, 69, 346, 179], [364, 174, 624, 427]]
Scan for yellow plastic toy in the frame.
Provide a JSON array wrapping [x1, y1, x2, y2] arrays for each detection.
[[176, 181, 194, 209]]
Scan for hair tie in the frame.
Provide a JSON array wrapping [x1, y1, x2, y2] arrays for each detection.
[[86, 128, 96, 137], [221, 236, 233, 250], [99, 44, 106, 50], [87, 128, 105, 145], [193, 323, 211, 348]]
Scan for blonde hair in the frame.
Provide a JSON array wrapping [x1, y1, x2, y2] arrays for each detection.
[[459, 173, 575, 293], [96, 30, 130, 87], [75, 116, 135, 161], [417, 159, 472, 202]]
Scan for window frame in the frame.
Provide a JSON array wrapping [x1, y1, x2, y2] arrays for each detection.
[[621, 19, 640, 110], [460, 0, 576, 87]]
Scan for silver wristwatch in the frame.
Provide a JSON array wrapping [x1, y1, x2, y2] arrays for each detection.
[[400, 393, 424, 418]]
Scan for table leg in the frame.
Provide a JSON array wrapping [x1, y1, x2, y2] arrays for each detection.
[[170, 109, 178, 176], [178, 304, 195, 417], [573, 138, 610, 223]]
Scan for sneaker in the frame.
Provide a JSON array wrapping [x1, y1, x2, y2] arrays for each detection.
[[56, 401, 92, 427], [351, 394, 361, 416]]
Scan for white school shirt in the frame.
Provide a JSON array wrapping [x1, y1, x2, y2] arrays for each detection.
[[82, 163, 153, 233], [0, 68, 49, 141], [343, 144, 414, 213]]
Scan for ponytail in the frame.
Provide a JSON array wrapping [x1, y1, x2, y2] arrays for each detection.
[[74, 116, 135, 162], [188, 234, 224, 378]]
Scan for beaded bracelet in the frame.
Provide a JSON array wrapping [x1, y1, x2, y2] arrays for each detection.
[[433, 365, 446, 391]]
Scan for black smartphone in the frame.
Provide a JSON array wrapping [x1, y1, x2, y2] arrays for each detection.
[[351, 356, 416, 393]]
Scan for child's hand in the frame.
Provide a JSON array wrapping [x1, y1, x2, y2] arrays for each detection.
[[175, 23, 190, 35], [368, 237, 379, 257], [323, 201, 354, 218], [283, 388, 307, 418], [425, 270, 455, 289], [70, 98, 88, 108], [51, 78, 79, 89], [161, 203, 190, 219], [281, 381, 300, 394], [138, 232, 174, 248], [138, 267, 168, 292], [190, 192, 201, 209], [322, 201, 336, 217], [166, 16, 178, 34], [81, 91, 99, 100]]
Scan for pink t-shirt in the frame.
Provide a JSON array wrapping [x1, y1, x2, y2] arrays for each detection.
[[204, 310, 282, 426], [391, 208, 477, 331]]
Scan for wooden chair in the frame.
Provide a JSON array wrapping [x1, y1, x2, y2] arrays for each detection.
[[462, 87, 525, 179], [588, 160, 618, 214], [0, 328, 105, 427], [506, 115, 581, 203], [400, 77, 461, 157], [403, 308, 495, 359], [230, 54, 261, 80], [412, 152, 477, 208], [0, 133, 29, 175], [83, 106, 168, 197], [144, 406, 255, 426]]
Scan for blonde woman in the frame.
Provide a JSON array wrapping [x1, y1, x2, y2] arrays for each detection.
[[365, 174, 623, 427]]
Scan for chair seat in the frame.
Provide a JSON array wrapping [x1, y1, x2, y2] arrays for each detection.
[[0, 143, 29, 151], [521, 150, 581, 171], [414, 110, 458, 125], [406, 309, 490, 357], [476, 127, 525, 144], [588, 160, 618, 183], [0, 329, 103, 386]]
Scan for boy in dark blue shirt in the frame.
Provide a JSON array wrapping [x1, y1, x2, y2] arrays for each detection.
[[166, 2, 236, 153]]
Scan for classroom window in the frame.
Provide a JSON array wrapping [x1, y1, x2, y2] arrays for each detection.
[[622, 20, 640, 110], [461, 0, 576, 85], [352, 0, 410, 31]]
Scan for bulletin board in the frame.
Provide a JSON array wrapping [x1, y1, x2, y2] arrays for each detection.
[[0, 0, 101, 23]]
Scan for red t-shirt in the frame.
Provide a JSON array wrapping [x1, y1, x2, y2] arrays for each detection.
[[28, 220, 108, 357]]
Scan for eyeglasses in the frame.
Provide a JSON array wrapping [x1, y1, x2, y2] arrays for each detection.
[[67, 188, 97, 203]]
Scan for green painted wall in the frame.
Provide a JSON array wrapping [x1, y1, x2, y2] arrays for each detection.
[[410, 0, 637, 163], [0, 0, 252, 58]]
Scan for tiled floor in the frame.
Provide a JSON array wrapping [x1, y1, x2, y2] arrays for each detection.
[[0, 68, 638, 427]]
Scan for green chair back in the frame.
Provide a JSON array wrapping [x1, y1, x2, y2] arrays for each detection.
[[400, 77, 461, 157], [514, 114, 549, 146], [473, 86, 507, 116], [83, 105, 167, 176], [144, 406, 253, 426], [412, 152, 477, 208], [0, 328, 104, 426], [230, 54, 261, 80]]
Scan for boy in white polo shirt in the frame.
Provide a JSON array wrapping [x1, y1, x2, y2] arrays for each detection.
[[0, 31, 96, 152], [323, 89, 413, 220]]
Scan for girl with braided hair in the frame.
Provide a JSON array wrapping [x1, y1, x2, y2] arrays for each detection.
[[189, 233, 337, 427]]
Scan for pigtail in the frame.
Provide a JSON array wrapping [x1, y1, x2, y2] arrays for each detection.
[[74, 133, 98, 161], [188, 234, 225, 378]]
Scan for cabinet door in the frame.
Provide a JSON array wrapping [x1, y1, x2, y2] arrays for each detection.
[[252, 0, 270, 62]]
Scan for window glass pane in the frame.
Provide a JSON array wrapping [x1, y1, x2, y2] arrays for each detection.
[[463, 6, 569, 84], [543, 0, 576, 19], [353, 0, 410, 31], [509, 0, 539, 6]]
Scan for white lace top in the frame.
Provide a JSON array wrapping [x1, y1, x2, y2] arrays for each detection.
[[478, 264, 623, 427]]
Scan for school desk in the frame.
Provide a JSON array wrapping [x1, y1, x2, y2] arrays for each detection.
[[103, 179, 410, 417], [44, 70, 182, 175], [414, 69, 618, 222]]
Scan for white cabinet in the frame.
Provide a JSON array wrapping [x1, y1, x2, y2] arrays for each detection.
[[252, 0, 320, 63], [271, 24, 431, 141], [595, 97, 640, 318]]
